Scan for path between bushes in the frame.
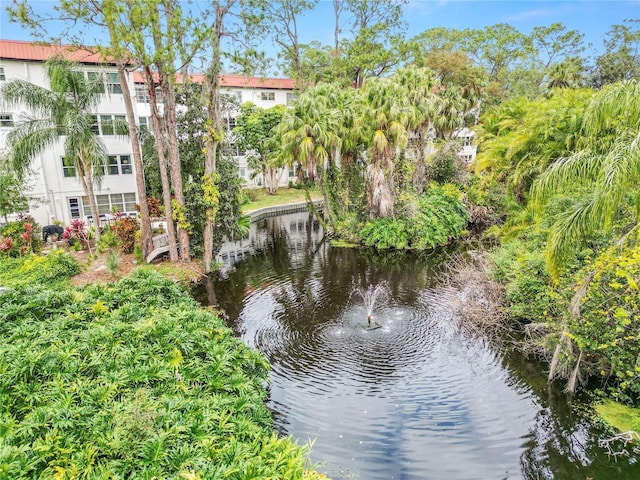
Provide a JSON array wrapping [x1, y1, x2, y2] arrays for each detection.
[[67, 249, 205, 287]]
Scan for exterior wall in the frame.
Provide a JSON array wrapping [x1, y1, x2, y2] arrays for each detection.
[[221, 87, 296, 188], [0, 57, 139, 227], [454, 127, 478, 163], [134, 82, 297, 189]]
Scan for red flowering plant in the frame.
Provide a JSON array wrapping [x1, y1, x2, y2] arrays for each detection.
[[63, 219, 92, 253], [0, 216, 42, 257]]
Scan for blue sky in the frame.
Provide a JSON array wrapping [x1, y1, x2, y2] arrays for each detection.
[[299, 1, 639, 51], [2, 1, 638, 58]]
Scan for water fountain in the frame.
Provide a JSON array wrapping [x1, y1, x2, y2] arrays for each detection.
[[353, 282, 391, 330], [197, 211, 640, 479]]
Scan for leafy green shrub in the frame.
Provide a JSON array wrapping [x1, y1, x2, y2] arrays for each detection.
[[409, 184, 469, 249], [565, 236, 640, 403], [359, 184, 469, 251], [361, 217, 410, 249], [427, 141, 462, 183], [139, 196, 163, 217], [0, 217, 42, 257], [0, 250, 81, 288], [106, 249, 120, 277], [242, 188, 260, 203], [97, 229, 120, 254], [488, 238, 556, 322], [110, 217, 139, 254], [0, 269, 313, 479]]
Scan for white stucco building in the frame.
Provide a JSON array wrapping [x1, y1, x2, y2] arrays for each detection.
[[0, 40, 298, 226], [0, 40, 141, 227], [131, 71, 298, 189]]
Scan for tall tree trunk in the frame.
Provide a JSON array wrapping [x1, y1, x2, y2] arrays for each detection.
[[367, 152, 394, 219], [202, 2, 232, 274], [117, 63, 153, 259], [203, 78, 220, 273], [144, 67, 179, 262], [151, 0, 190, 262], [160, 72, 190, 262]]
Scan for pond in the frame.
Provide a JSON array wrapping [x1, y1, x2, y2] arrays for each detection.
[[192, 211, 639, 479]]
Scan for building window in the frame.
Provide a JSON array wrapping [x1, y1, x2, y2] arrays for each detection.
[[221, 142, 241, 157], [224, 117, 236, 131], [107, 156, 119, 175], [286, 92, 298, 105], [82, 193, 137, 215], [233, 90, 242, 103], [0, 113, 13, 127], [62, 157, 76, 177], [106, 73, 122, 94], [105, 155, 133, 175], [100, 115, 114, 135], [239, 167, 246, 179], [135, 85, 149, 103], [96, 194, 110, 214], [123, 192, 136, 211], [110, 194, 124, 212], [93, 115, 127, 135], [114, 115, 126, 134], [289, 162, 297, 178], [90, 115, 99, 134], [86, 72, 105, 93], [260, 91, 275, 101], [68, 198, 81, 219], [462, 136, 473, 147], [0, 67, 5, 81], [139, 116, 150, 130], [86, 71, 121, 94], [120, 155, 132, 174]]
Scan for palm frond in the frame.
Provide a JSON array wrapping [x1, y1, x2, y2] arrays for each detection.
[[532, 149, 604, 207], [6, 120, 59, 178], [545, 194, 598, 280], [1, 79, 58, 117]]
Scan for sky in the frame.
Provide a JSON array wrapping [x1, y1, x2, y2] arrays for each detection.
[[1, 1, 638, 65]]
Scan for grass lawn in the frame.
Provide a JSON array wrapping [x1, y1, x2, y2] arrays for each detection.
[[242, 187, 322, 213]]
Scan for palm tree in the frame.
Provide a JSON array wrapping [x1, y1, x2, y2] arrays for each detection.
[[357, 77, 412, 218], [534, 80, 640, 278], [395, 66, 440, 193], [545, 58, 587, 91], [1, 59, 111, 239], [279, 84, 343, 179], [475, 90, 590, 204], [433, 85, 466, 140]]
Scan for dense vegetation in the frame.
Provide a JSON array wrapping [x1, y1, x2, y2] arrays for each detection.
[[0, 259, 319, 479], [474, 80, 640, 408], [2, 0, 639, 456]]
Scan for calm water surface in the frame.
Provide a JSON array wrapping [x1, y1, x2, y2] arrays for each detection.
[[193, 211, 639, 479]]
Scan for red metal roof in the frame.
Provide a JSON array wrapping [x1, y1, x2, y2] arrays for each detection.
[[1, 40, 295, 89], [131, 71, 295, 90], [0, 39, 120, 65]]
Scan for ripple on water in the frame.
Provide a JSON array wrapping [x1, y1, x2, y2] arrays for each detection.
[[203, 212, 640, 479], [237, 281, 538, 479]]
